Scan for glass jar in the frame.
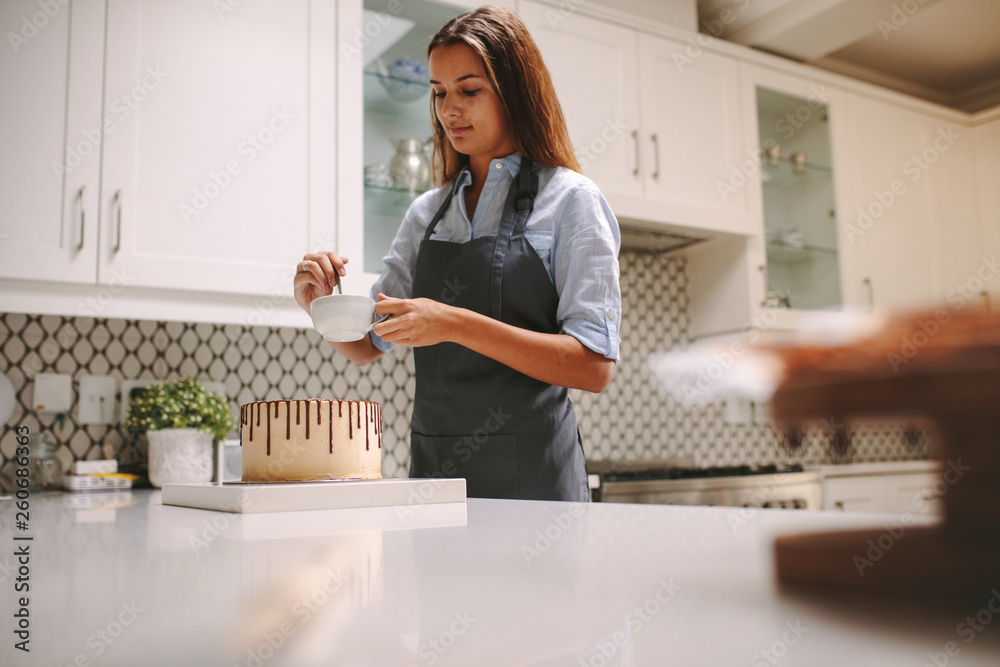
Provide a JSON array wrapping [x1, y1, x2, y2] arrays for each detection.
[[28, 438, 63, 491]]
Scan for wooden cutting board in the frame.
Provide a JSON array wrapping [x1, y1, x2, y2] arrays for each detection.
[[768, 307, 1000, 599]]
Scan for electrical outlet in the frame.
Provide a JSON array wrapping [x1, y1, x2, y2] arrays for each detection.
[[723, 397, 753, 424], [34, 373, 72, 413], [753, 401, 773, 424], [79, 375, 117, 424]]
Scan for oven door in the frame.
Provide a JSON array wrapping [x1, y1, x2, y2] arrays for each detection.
[[598, 473, 823, 509]]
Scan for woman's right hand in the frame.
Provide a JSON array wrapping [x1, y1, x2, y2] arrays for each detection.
[[293, 252, 349, 313]]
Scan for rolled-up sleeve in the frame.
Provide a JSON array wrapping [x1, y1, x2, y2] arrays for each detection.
[[551, 181, 622, 362]]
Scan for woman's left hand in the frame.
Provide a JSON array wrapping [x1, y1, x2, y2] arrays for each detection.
[[372, 293, 459, 347]]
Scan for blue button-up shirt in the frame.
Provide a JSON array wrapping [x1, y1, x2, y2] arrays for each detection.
[[370, 152, 621, 362]]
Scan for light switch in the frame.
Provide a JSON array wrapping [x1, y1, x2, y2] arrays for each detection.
[[34, 373, 72, 414], [79, 375, 117, 424], [723, 397, 753, 424]]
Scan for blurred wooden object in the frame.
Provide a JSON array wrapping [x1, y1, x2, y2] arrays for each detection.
[[770, 307, 1000, 598]]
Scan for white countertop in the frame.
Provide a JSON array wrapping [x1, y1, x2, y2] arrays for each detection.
[[2, 490, 998, 666]]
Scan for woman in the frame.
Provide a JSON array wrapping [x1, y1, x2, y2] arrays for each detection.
[[293, 6, 621, 501]]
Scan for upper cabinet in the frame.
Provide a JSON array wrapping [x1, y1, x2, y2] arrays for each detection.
[[974, 116, 1000, 306], [0, 0, 104, 284], [98, 0, 336, 296], [1, 0, 338, 318], [748, 65, 843, 313], [833, 91, 982, 312], [519, 1, 757, 236]]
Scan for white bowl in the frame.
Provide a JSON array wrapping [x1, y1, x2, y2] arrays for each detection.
[[310, 294, 378, 342]]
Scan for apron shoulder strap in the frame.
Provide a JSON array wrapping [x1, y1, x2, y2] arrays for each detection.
[[490, 156, 538, 317], [422, 179, 462, 242]]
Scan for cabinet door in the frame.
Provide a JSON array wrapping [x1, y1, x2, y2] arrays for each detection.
[[835, 93, 940, 311], [99, 0, 335, 296], [0, 0, 104, 283], [518, 1, 642, 199], [823, 476, 881, 512], [973, 118, 1000, 308], [638, 34, 753, 234]]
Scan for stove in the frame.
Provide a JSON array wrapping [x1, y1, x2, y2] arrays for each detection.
[[586, 460, 823, 509]]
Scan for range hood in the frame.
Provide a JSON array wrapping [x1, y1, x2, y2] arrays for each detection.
[[619, 224, 706, 253]]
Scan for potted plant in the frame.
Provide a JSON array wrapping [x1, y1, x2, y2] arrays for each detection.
[[124, 377, 234, 488]]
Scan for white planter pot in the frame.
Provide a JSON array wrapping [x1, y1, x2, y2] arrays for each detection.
[[146, 428, 214, 488]]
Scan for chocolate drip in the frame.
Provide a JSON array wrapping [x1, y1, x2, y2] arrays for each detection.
[[266, 404, 271, 456], [273, 402, 280, 419], [296, 400, 301, 426], [348, 401, 353, 440], [338, 400, 343, 417], [365, 402, 370, 451], [305, 400, 310, 438], [329, 400, 334, 453], [249, 404, 254, 440], [357, 402, 362, 430], [377, 403, 382, 449], [256, 404, 261, 428]]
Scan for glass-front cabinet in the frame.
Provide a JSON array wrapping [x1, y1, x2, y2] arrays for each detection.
[[340, 0, 481, 297], [756, 84, 842, 312]]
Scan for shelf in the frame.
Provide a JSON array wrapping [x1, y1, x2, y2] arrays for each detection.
[[364, 69, 431, 121], [766, 239, 839, 266], [761, 154, 832, 188], [364, 183, 429, 197]]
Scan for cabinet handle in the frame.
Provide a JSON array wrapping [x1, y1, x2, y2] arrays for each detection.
[[113, 189, 123, 254], [76, 186, 86, 251], [631, 130, 639, 177], [982, 291, 991, 311], [650, 133, 660, 180], [862, 277, 873, 312], [759, 264, 768, 307]]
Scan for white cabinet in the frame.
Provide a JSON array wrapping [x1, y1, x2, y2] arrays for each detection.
[[98, 0, 336, 296], [0, 0, 104, 284], [519, 1, 755, 236], [833, 91, 981, 312], [1, 0, 338, 318], [823, 470, 941, 516], [973, 116, 1000, 307]]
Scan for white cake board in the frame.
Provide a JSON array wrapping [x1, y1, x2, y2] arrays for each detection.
[[161, 477, 466, 513]]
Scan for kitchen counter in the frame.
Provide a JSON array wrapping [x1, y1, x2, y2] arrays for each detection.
[[2, 490, 998, 666]]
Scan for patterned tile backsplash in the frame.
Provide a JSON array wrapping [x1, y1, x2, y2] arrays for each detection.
[[0, 250, 930, 482]]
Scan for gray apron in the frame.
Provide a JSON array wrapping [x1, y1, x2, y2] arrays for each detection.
[[408, 157, 589, 501]]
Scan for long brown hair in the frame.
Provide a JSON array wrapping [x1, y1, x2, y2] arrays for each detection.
[[427, 5, 580, 185]]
